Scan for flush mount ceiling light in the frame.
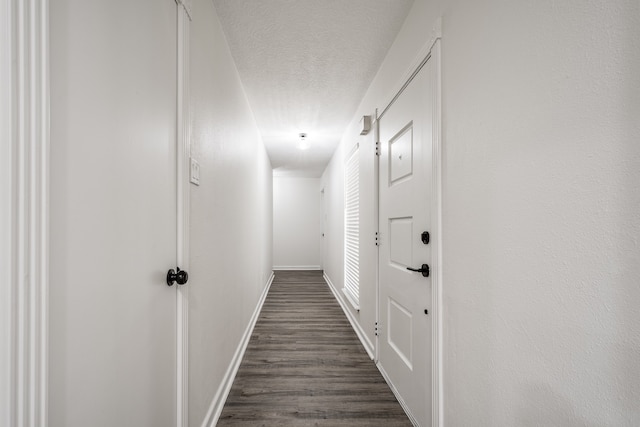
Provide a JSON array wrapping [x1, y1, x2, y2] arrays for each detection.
[[297, 132, 310, 150]]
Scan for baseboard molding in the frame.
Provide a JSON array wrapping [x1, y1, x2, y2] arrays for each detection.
[[323, 273, 375, 360], [272, 265, 322, 271], [200, 271, 275, 427], [377, 363, 419, 427]]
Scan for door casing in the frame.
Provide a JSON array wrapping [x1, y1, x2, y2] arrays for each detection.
[[374, 23, 443, 427], [1, 1, 49, 425], [176, 2, 191, 426]]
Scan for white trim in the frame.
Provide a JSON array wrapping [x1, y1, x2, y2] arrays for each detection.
[[272, 265, 322, 271], [1, 0, 13, 424], [176, 4, 191, 427], [1, 0, 49, 425], [0, 0, 12, 423], [201, 272, 275, 427], [176, 0, 193, 20], [430, 37, 444, 427], [379, 17, 442, 122], [324, 273, 374, 360], [377, 363, 419, 427], [373, 109, 381, 363]]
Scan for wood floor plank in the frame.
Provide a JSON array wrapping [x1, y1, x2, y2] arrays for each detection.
[[217, 270, 411, 426]]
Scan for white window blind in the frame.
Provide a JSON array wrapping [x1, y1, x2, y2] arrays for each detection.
[[343, 143, 360, 310]]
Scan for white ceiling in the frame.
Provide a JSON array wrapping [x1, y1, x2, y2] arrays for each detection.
[[213, 0, 414, 177]]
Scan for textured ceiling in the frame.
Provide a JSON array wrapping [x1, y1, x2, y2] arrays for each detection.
[[213, 0, 414, 177]]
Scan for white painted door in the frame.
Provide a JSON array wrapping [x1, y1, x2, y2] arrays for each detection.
[[49, 1, 179, 425], [378, 58, 433, 426]]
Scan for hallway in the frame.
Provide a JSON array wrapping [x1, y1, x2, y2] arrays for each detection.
[[4, 0, 639, 425], [218, 271, 411, 426]]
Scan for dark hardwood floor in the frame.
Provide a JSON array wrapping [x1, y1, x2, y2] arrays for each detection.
[[217, 270, 412, 426]]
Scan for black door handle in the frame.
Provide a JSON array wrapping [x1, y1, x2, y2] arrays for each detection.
[[167, 267, 189, 286], [407, 264, 430, 277]]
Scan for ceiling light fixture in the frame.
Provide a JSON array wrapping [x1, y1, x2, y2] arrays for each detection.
[[298, 132, 310, 150]]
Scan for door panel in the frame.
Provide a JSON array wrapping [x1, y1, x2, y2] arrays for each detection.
[[389, 124, 414, 184], [388, 297, 413, 369], [389, 216, 413, 268], [378, 58, 433, 426], [49, 1, 178, 425]]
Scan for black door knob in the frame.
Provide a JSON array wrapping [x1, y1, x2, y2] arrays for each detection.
[[407, 264, 430, 277], [167, 267, 189, 286]]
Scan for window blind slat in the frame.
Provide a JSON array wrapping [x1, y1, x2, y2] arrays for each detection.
[[344, 144, 360, 309]]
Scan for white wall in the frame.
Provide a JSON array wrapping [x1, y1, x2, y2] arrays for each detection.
[[321, 156, 344, 286], [273, 176, 322, 270], [323, 0, 640, 424], [188, 0, 273, 424]]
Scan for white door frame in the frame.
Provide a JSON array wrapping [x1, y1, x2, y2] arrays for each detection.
[[1, 1, 50, 426], [374, 20, 443, 427], [175, 1, 192, 426]]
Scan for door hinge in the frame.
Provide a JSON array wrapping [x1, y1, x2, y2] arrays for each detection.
[[375, 141, 380, 156], [375, 231, 379, 246], [375, 321, 379, 336]]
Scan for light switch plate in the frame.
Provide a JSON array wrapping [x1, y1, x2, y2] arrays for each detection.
[[190, 158, 200, 186]]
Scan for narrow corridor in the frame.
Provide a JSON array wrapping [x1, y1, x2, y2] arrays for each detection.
[[218, 271, 411, 426]]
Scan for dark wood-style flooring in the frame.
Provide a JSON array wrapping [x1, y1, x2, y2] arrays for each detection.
[[217, 270, 411, 426]]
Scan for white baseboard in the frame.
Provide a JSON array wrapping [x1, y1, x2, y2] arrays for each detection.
[[377, 363, 419, 427], [272, 265, 322, 271], [323, 273, 375, 360], [200, 271, 275, 427]]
